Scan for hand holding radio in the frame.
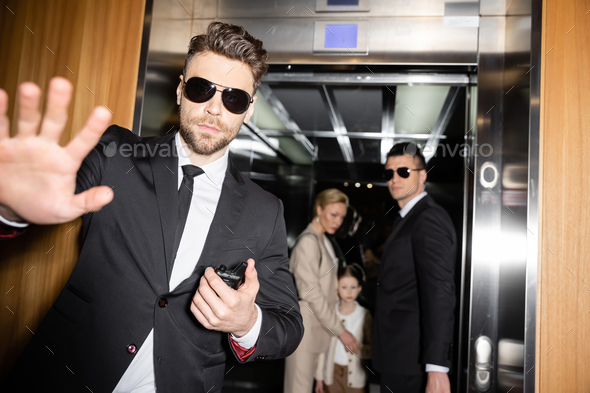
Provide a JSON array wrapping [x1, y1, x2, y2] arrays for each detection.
[[214, 262, 248, 289], [190, 258, 259, 337]]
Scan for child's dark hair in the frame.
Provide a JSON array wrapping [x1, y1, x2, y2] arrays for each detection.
[[337, 264, 366, 287]]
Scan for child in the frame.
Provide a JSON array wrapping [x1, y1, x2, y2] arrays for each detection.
[[315, 264, 373, 393]]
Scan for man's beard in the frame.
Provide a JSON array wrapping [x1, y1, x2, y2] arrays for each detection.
[[179, 112, 239, 156]]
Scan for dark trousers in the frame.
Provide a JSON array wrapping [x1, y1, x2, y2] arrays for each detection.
[[380, 373, 426, 393]]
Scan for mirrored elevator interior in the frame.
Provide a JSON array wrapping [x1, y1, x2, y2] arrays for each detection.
[[134, 0, 538, 391]]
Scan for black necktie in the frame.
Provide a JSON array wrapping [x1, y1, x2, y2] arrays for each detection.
[[392, 212, 402, 229], [171, 165, 204, 270]]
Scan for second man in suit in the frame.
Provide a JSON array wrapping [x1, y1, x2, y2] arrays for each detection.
[[372, 143, 456, 393]]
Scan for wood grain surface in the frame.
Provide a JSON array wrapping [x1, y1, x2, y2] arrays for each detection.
[[0, 0, 145, 379], [538, 0, 590, 391]]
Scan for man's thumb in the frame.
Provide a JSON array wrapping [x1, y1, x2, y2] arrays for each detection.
[[244, 258, 258, 287], [244, 258, 258, 284]]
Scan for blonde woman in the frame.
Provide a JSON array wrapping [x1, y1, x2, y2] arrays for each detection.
[[284, 189, 361, 393]]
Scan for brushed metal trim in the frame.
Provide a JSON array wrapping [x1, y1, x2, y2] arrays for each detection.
[[524, 0, 542, 390], [132, 0, 154, 136], [263, 72, 474, 85]]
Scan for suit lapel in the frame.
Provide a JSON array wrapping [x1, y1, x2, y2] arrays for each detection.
[[150, 133, 179, 286], [383, 195, 432, 250], [174, 158, 248, 292]]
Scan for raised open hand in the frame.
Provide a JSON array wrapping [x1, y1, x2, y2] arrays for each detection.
[[0, 77, 113, 224]]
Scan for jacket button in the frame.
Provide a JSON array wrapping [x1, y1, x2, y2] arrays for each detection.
[[158, 298, 168, 308], [376, 281, 381, 286], [127, 344, 137, 354]]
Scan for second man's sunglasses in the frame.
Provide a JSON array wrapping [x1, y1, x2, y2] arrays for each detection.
[[383, 167, 424, 180], [183, 76, 254, 115]]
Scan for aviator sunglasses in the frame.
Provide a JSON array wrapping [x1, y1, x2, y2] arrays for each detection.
[[383, 167, 425, 180], [182, 76, 254, 115]]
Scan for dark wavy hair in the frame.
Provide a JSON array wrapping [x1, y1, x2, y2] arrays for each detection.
[[184, 22, 269, 94]]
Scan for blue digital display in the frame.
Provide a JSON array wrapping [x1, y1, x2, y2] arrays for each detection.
[[327, 0, 360, 5], [324, 24, 358, 49]]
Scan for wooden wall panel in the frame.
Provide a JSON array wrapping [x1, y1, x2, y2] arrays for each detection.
[[538, 0, 590, 391], [0, 0, 145, 379]]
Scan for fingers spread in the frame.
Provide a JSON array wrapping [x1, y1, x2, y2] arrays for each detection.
[[17, 82, 42, 138], [65, 106, 111, 162], [39, 77, 72, 142], [0, 89, 9, 140]]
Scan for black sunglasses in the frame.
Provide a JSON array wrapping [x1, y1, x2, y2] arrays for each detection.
[[182, 77, 253, 115], [383, 167, 424, 180]]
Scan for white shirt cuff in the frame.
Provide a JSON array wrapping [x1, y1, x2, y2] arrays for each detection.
[[0, 213, 29, 228], [230, 304, 262, 349], [426, 364, 450, 373]]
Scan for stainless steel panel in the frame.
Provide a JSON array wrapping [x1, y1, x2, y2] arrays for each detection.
[[134, 0, 201, 136], [524, 0, 542, 390], [153, 0, 192, 19], [263, 73, 472, 85], [190, 19, 219, 36], [467, 16, 505, 392], [481, 0, 532, 16], [507, 0, 532, 16], [457, 83, 477, 392], [260, 130, 445, 140], [149, 19, 193, 54], [467, 10, 534, 392], [133, 0, 154, 134], [445, 1, 479, 15], [219, 0, 477, 18], [192, 0, 218, 18], [480, 0, 506, 16], [220, 17, 478, 65], [315, 0, 371, 12]]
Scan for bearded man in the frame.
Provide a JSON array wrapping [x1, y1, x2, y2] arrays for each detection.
[[0, 22, 303, 393]]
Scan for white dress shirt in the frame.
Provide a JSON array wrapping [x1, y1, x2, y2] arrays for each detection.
[[112, 133, 262, 392], [398, 191, 449, 374], [0, 212, 29, 227]]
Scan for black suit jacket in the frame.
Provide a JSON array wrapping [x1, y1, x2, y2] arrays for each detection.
[[6, 126, 303, 392], [372, 195, 456, 376]]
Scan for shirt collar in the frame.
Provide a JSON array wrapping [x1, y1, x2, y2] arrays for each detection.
[[175, 132, 228, 187], [399, 191, 428, 218]]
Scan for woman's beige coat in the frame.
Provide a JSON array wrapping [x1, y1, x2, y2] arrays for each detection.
[[289, 223, 345, 353], [316, 304, 373, 388]]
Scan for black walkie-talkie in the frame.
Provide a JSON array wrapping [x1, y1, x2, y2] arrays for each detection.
[[214, 262, 248, 289]]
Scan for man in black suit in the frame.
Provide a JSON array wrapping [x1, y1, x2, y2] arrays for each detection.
[[0, 22, 303, 392], [372, 143, 456, 393]]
